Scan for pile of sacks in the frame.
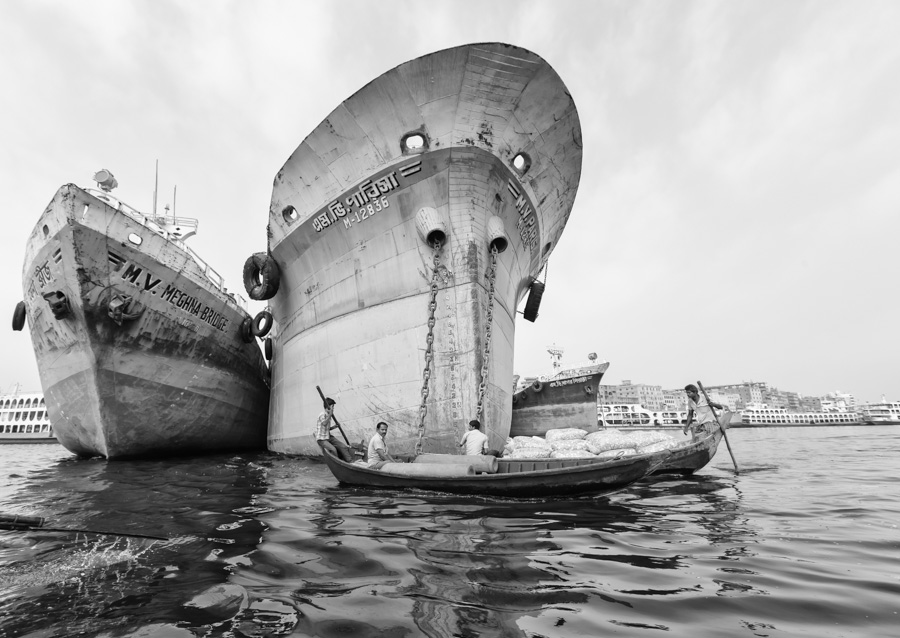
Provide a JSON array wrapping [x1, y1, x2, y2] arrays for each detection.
[[503, 428, 681, 460]]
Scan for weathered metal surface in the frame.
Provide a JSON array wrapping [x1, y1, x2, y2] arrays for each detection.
[[21, 185, 270, 459], [264, 43, 582, 456], [509, 369, 607, 437]]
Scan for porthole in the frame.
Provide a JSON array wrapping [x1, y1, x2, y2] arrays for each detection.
[[42, 225, 50, 237], [127, 233, 143, 245], [512, 152, 531, 175], [401, 131, 428, 155], [282, 205, 299, 224]]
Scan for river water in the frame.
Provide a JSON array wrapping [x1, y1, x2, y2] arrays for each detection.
[[0, 426, 897, 638]]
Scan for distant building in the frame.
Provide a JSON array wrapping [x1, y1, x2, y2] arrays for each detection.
[[598, 380, 665, 409], [798, 396, 823, 412], [600, 380, 858, 415], [825, 391, 857, 410]]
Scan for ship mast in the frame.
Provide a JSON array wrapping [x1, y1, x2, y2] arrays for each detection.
[[547, 344, 564, 373], [152, 159, 158, 217]]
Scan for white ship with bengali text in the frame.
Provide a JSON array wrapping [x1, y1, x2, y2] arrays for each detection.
[[246, 43, 582, 456]]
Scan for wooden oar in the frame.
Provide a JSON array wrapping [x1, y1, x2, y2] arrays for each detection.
[[698, 381, 739, 473], [0, 513, 167, 540], [316, 385, 350, 445]]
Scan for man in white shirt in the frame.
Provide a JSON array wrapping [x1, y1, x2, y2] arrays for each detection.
[[315, 398, 353, 462], [683, 384, 724, 440], [458, 419, 488, 455], [367, 421, 395, 469]]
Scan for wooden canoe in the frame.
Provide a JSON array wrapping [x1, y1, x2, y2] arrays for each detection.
[[320, 448, 670, 498]]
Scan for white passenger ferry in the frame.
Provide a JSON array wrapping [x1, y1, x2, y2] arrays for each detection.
[[859, 398, 900, 425], [0, 389, 56, 443], [730, 404, 861, 427], [598, 404, 688, 429]]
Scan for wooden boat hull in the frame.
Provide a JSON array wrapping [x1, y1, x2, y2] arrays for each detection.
[[262, 43, 582, 457], [320, 448, 669, 497], [20, 185, 270, 459], [510, 368, 606, 437], [653, 428, 723, 475]]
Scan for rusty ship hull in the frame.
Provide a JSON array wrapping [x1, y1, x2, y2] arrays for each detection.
[[21, 184, 270, 459], [510, 365, 608, 438], [259, 43, 582, 456]]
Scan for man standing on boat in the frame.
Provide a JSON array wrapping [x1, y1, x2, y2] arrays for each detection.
[[316, 398, 354, 462], [367, 421, 395, 469], [458, 419, 488, 455], [683, 384, 724, 440]]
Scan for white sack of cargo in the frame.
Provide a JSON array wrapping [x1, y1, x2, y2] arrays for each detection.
[[550, 449, 596, 459], [638, 439, 680, 454], [550, 439, 590, 452], [585, 430, 638, 452], [508, 446, 552, 459], [544, 428, 589, 443], [381, 462, 475, 477], [624, 431, 674, 448], [594, 448, 637, 460], [415, 453, 498, 474], [513, 436, 549, 449]]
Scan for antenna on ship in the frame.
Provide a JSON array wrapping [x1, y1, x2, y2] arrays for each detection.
[[547, 344, 564, 372], [172, 185, 177, 218], [152, 159, 158, 217]]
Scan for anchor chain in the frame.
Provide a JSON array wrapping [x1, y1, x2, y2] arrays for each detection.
[[476, 245, 499, 422], [415, 239, 443, 456]]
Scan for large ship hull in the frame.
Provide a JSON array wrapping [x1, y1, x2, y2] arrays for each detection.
[[21, 185, 270, 459], [261, 44, 582, 456], [509, 367, 607, 438]]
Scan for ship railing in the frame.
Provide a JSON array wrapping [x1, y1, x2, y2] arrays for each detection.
[[87, 188, 248, 312]]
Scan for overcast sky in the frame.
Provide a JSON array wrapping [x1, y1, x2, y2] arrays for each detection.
[[2, 0, 897, 403]]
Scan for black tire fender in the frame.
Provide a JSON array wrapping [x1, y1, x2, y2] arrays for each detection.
[[264, 337, 273, 361], [251, 310, 273, 338], [522, 280, 544, 322], [243, 252, 281, 301], [12, 301, 25, 331], [239, 317, 254, 343], [585, 385, 594, 395], [532, 380, 543, 392]]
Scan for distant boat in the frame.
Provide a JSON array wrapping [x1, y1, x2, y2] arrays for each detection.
[[728, 404, 861, 427], [509, 347, 608, 437], [16, 172, 271, 459], [0, 389, 56, 444], [859, 397, 900, 425], [599, 403, 687, 429]]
